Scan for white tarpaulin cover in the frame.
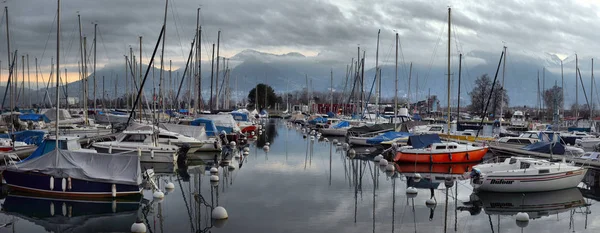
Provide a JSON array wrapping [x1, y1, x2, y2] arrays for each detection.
[[7, 149, 142, 186], [159, 123, 208, 140]]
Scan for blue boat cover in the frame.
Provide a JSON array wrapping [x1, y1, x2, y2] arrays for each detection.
[[190, 118, 219, 136], [412, 114, 422, 121], [332, 121, 350, 129], [260, 110, 268, 115], [366, 132, 412, 145], [179, 109, 189, 113], [19, 114, 50, 123], [231, 112, 249, 122], [0, 130, 46, 146], [522, 141, 565, 155], [407, 134, 442, 149], [308, 117, 328, 125], [326, 111, 335, 118]]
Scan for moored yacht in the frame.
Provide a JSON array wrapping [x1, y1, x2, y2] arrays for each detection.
[[92, 130, 179, 163]]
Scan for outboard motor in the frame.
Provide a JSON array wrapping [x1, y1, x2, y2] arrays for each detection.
[[176, 143, 191, 166]]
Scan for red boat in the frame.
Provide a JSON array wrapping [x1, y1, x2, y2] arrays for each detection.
[[394, 134, 488, 164]]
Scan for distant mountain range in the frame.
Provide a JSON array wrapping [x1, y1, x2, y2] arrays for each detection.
[[3, 48, 597, 108]]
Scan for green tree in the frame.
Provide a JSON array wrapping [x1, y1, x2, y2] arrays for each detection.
[[248, 83, 279, 110], [468, 74, 508, 117]]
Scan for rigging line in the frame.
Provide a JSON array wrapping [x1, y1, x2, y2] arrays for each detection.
[[38, 11, 58, 69], [97, 26, 113, 66], [169, 0, 187, 59], [419, 22, 446, 91], [62, 20, 78, 68]]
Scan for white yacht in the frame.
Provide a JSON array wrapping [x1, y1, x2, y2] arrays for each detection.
[[509, 110, 526, 127], [92, 130, 179, 163], [469, 156, 587, 192]]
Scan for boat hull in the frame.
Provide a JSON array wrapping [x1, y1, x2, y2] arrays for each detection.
[[439, 134, 495, 142], [472, 168, 587, 192], [320, 128, 347, 136], [348, 136, 371, 146], [2, 170, 141, 198], [394, 147, 488, 163]]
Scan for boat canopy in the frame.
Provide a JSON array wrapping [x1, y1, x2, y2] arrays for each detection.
[[522, 141, 565, 155], [308, 117, 328, 125], [160, 122, 208, 140], [0, 130, 46, 146], [326, 111, 336, 118], [347, 123, 396, 135], [19, 113, 51, 123], [197, 114, 240, 133], [190, 118, 219, 136], [230, 112, 249, 122], [332, 121, 350, 129], [407, 134, 442, 149], [366, 132, 412, 145], [7, 149, 142, 186]]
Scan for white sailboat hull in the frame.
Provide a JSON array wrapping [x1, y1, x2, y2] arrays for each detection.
[[348, 136, 370, 146], [92, 142, 178, 163], [472, 168, 587, 192]]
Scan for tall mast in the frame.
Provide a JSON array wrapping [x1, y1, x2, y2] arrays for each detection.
[[457, 54, 462, 125], [159, 0, 168, 120], [576, 54, 579, 118], [21, 55, 24, 107], [330, 69, 333, 113], [592, 58, 594, 119], [125, 56, 128, 109], [139, 36, 142, 121], [209, 43, 215, 111], [195, 8, 201, 112], [83, 37, 88, 124], [446, 7, 451, 136], [543, 67, 545, 120], [27, 54, 30, 109], [36, 57, 39, 107], [5, 7, 11, 113], [537, 70, 540, 116], [500, 46, 506, 121], [408, 62, 412, 112], [561, 60, 564, 114], [93, 23, 97, 112], [56, 0, 60, 144], [375, 29, 380, 113], [78, 13, 84, 111], [394, 33, 398, 127], [215, 30, 221, 110]]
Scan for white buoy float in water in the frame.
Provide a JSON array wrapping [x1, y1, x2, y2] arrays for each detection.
[[210, 167, 219, 174], [130, 220, 147, 233], [243, 151, 249, 155], [324, 138, 329, 142], [413, 173, 422, 182], [425, 199, 437, 208], [379, 159, 388, 166], [265, 142, 270, 146], [212, 206, 229, 219], [243, 147, 250, 152], [228, 164, 236, 171], [406, 187, 418, 198], [348, 149, 356, 155], [342, 143, 349, 148], [165, 182, 175, 190], [263, 145, 270, 150], [385, 164, 395, 171], [374, 154, 383, 162], [153, 190, 165, 199], [333, 139, 338, 144], [230, 141, 236, 147], [515, 212, 529, 228], [337, 142, 342, 146], [365, 148, 370, 152], [210, 175, 220, 182], [310, 136, 315, 140]]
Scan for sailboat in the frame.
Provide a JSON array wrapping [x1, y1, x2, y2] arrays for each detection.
[[2, 1, 144, 198], [394, 8, 488, 164]]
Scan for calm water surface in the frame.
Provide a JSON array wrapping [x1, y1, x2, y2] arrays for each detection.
[[1, 119, 600, 233]]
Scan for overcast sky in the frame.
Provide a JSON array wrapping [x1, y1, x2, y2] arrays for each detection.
[[0, 0, 599, 82]]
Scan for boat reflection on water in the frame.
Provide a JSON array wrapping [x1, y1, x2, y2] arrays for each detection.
[[397, 163, 476, 188], [459, 188, 589, 231], [1, 193, 142, 232]]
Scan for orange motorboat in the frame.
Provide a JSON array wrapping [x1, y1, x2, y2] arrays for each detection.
[[394, 134, 488, 164]]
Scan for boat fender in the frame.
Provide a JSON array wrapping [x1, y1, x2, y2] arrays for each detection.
[[61, 178, 66, 192], [466, 152, 469, 160], [50, 176, 54, 190], [137, 147, 142, 157], [448, 153, 452, 161], [62, 202, 67, 216], [112, 200, 117, 213], [429, 154, 433, 163], [151, 150, 155, 159], [108, 145, 112, 154], [67, 177, 72, 190], [112, 184, 117, 198], [50, 202, 55, 216]]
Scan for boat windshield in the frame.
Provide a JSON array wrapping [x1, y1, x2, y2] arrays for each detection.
[[429, 126, 443, 132], [520, 162, 531, 169], [122, 134, 148, 142]]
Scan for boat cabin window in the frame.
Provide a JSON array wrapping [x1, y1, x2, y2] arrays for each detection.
[[435, 145, 446, 150], [509, 158, 517, 164], [507, 139, 521, 144], [539, 169, 549, 174], [430, 126, 443, 131], [159, 135, 178, 139], [57, 140, 68, 150], [520, 162, 531, 169], [66, 140, 82, 150], [448, 145, 457, 149], [122, 134, 148, 142]]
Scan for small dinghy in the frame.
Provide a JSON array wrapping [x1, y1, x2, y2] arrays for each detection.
[[469, 156, 587, 192]]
